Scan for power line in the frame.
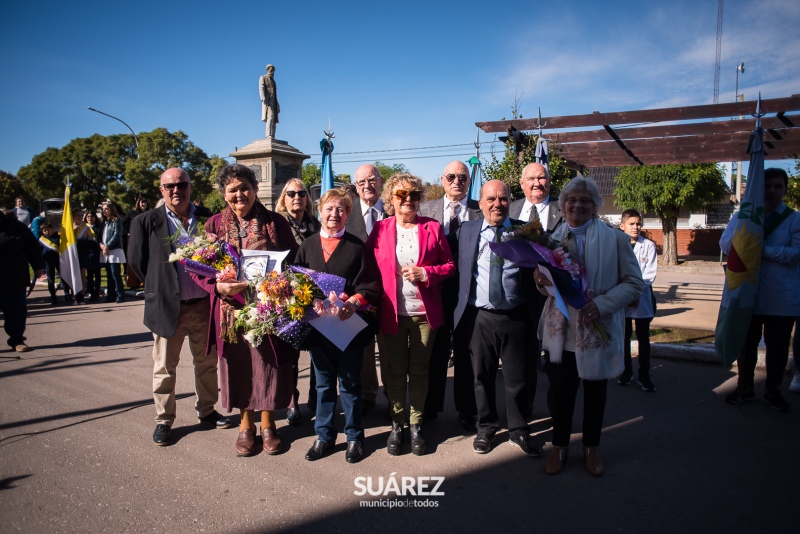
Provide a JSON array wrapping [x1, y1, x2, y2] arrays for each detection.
[[334, 152, 477, 164], [335, 142, 481, 155]]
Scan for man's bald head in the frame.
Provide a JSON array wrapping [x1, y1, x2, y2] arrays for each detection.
[[354, 164, 382, 206], [441, 160, 471, 201], [520, 162, 550, 204]]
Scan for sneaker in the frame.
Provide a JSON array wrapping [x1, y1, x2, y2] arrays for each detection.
[[764, 388, 791, 412], [617, 369, 633, 386], [725, 387, 755, 405], [790, 374, 800, 394], [14, 344, 30, 353], [637, 376, 656, 392]]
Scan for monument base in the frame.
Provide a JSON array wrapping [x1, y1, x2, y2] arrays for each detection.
[[231, 138, 309, 210]]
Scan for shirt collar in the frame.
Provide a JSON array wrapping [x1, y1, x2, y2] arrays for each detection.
[[361, 198, 383, 215], [481, 217, 511, 232], [320, 227, 346, 239]]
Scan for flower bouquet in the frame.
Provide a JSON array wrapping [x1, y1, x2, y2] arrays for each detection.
[[489, 223, 610, 343], [168, 232, 240, 280], [233, 266, 352, 350]]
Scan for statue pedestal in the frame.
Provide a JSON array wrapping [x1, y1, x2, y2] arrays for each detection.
[[231, 138, 309, 210]]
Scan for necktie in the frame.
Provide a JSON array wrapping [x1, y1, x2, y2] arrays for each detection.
[[448, 201, 461, 235], [528, 204, 539, 223], [366, 207, 377, 235], [489, 226, 504, 307]]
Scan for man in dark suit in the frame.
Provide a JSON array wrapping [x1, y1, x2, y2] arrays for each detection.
[[344, 163, 388, 414], [453, 179, 542, 457], [128, 168, 232, 446], [419, 160, 481, 428], [508, 162, 564, 232]]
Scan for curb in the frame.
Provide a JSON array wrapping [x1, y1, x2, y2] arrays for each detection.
[[640, 341, 794, 374]]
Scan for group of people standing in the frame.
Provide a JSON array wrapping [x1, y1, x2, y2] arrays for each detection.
[[128, 160, 664, 477]]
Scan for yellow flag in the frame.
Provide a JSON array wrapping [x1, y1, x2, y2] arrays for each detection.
[[58, 186, 83, 294]]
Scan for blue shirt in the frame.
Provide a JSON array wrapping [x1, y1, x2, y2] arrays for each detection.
[[470, 217, 524, 310], [164, 204, 208, 301]]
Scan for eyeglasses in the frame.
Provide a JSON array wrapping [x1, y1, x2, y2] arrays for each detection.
[[355, 178, 378, 187], [161, 182, 191, 191], [565, 197, 594, 205], [285, 190, 308, 198], [444, 173, 469, 184], [394, 190, 422, 202]]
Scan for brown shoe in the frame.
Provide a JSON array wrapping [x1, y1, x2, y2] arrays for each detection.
[[544, 446, 569, 475], [235, 428, 257, 457], [583, 446, 604, 477], [262, 427, 282, 455]]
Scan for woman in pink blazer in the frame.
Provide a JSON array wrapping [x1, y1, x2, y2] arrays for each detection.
[[365, 173, 456, 457]]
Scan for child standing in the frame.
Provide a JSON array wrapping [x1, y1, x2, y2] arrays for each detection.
[[618, 209, 658, 391]]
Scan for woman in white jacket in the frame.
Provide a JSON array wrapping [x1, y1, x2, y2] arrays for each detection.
[[618, 209, 658, 391]]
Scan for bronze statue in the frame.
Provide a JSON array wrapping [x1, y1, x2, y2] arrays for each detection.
[[259, 64, 280, 138]]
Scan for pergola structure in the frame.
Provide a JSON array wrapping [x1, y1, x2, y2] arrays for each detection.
[[475, 95, 800, 171]]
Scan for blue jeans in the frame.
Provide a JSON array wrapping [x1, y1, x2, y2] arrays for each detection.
[[0, 288, 27, 347], [310, 337, 364, 443], [105, 263, 124, 301]]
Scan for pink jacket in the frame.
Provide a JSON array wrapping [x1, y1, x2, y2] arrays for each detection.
[[365, 216, 456, 335]]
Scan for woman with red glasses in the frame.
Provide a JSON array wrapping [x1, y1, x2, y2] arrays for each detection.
[[366, 173, 455, 456]]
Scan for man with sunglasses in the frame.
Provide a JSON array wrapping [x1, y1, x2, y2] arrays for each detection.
[[420, 161, 481, 428], [129, 168, 232, 446], [509, 162, 563, 232], [345, 163, 389, 415]]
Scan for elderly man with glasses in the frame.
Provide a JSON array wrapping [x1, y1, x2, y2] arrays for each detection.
[[509, 162, 564, 231], [419, 160, 481, 428]]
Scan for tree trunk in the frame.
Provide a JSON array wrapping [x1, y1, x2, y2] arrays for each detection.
[[661, 216, 678, 265]]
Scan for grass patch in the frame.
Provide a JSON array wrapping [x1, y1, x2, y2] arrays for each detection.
[[645, 327, 715, 344]]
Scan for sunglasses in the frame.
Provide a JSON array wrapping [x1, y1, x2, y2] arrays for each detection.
[[161, 182, 191, 191], [444, 173, 469, 184], [285, 190, 308, 198], [394, 189, 422, 202]]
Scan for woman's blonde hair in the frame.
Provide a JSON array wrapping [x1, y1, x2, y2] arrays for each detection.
[[275, 178, 312, 217], [318, 187, 353, 215], [381, 173, 425, 216]]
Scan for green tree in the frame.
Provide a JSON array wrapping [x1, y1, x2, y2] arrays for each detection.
[[375, 162, 410, 180], [613, 163, 727, 265], [18, 128, 212, 213], [482, 136, 574, 200], [302, 162, 321, 189], [786, 159, 800, 210], [424, 182, 445, 201], [0, 170, 31, 209]]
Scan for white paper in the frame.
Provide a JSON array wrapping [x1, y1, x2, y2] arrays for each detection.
[[309, 298, 367, 351], [538, 265, 571, 320], [239, 249, 290, 282]]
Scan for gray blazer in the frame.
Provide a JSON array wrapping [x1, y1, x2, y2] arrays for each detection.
[[345, 202, 388, 242], [419, 197, 481, 227], [508, 195, 564, 232]]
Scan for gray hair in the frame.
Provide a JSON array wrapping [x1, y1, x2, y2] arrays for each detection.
[[558, 177, 603, 215]]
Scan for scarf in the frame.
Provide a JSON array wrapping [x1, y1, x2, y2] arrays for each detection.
[[217, 203, 281, 343]]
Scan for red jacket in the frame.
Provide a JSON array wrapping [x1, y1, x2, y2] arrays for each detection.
[[365, 216, 455, 335]]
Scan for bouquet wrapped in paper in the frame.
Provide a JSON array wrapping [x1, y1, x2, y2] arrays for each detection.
[[168, 231, 244, 305]]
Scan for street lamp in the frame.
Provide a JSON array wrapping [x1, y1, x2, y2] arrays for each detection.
[[87, 107, 139, 158], [734, 63, 745, 202]]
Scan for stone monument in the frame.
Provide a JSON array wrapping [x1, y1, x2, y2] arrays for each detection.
[[230, 64, 309, 209]]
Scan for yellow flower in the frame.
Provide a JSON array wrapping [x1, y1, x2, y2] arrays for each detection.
[[294, 283, 313, 305], [288, 304, 306, 321]]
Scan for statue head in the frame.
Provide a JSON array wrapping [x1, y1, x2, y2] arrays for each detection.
[[265, 64, 275, 76]]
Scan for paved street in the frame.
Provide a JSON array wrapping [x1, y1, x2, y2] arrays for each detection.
[[0, 283, 796, 533]]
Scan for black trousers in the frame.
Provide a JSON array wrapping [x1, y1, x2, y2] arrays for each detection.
[[469, 306, 533, 439], [739, 314, 795, 391], [453, 310, 478, 418], [546, 350, 608, 448], [425, 317, 452, 415], [624, 317, 652, 378]]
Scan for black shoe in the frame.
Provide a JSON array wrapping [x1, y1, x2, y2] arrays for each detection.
[[409, 424, 427, 456], [459, 413, 476, 433], [105, 296, 115, 303], [198, 410, 234, 429], [286, 407, 301, 426], [305, 439, 333, 461], [361, 399, 376, 416], [617, 369, 633, 385], [345, 441, 364, 463], [637, 376, 656, 392], [50, 298, 57, 306], [153, 424, 171, 446], [764, 388, 791, 412], [725, 387, 755, 405], [473, 433, 494, 454], [387, 423, 404, 456], [508, 434, 543, 457]]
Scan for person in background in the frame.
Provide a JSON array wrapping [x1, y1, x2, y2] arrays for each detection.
[[618, 209, 658, 392], [722, 168, 800, 412], [192, 199, 213, 219], [123, 197, 149, 289], [84, 210, 103, 302], [72, 208, 92, 305], [275, 178, 321, 425], [535, 178, 643, 477], [13, 197, 36, 227], [39, 223, 68, 305], [30, 213, 45, 239], [418, 160, 481, 428], [0, 208, 44, 353], [366, 173, 455, 456], [100, 202, 126, 303]]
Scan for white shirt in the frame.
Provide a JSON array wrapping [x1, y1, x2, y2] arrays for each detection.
[[395, 224, 425, 316], [520, 197, 550, 224], [360, 199, 384, 227], [441, 196, 469, 235]]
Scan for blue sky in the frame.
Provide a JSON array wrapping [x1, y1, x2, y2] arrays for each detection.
[[1, 0, 798, 184]]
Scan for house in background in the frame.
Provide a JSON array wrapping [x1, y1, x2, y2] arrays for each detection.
[[583, 166, 735, 257]]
